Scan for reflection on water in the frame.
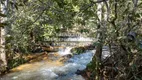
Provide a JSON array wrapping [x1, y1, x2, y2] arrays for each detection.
[[0, 60, 63, 80], [0, 49, 96, 80]]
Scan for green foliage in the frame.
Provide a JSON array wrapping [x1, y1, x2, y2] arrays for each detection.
[[0, 13, 6, 17], [7, 57, 27, 69], [6, 0, 97, 53], [2, 0, 142, 79]]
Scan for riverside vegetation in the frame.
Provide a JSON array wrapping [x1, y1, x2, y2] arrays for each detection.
[[0, 0, 142, 80]]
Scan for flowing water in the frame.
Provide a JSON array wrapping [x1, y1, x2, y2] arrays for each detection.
[[0, 37, 109, 80], [0, 48, 95, 80]]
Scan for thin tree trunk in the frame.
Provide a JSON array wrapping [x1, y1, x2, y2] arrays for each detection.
[[0, 0, 8, 70], [91, 1, 103, 80]]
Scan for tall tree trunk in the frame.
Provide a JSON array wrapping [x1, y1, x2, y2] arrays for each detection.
[[95, 1, 103, 62], [0, 0, 8, 70], [91, 1, 104, 80]]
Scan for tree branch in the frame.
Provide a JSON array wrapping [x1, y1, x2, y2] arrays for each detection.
[[90, 0, 108, 4], [18, 9, 46, 41], [103, 0, 110, 21], [132, 0, 138, 11], [113, 0, 118, 22], [82, 0, 108, 13]]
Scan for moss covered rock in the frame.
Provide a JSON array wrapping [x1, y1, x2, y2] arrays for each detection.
[[70, 44, 95, 55], [71, 46, 86, 54]]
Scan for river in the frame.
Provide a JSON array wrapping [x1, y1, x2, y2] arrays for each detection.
[[0, 37, 109, 80]]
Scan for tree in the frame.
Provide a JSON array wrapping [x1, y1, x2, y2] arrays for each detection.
[[0, 0, 8, 71]]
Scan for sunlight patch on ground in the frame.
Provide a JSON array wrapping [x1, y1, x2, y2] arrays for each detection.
[[11, 53, 63, 72], [11, 60, 63, 72]]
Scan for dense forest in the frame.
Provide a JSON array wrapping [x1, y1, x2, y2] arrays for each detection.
[[0, 0, 142, 80]]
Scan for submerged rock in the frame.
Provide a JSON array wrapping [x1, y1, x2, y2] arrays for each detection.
[[59, 54, 73, 62]]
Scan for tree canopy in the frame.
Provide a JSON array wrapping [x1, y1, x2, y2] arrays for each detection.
[[0, 0, 142, 79]]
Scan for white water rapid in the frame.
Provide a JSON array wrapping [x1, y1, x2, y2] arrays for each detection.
[[0, 48, 95, 80]]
